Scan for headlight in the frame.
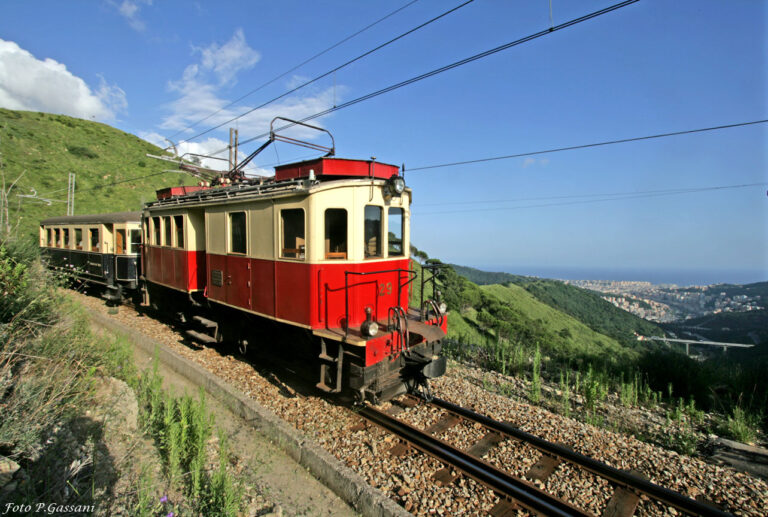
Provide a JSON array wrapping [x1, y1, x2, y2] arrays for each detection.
[[360, 307, 378, 337], [388, 175, 405, 196], [438, 302, 448, 315], [361, 320, 379, 337]]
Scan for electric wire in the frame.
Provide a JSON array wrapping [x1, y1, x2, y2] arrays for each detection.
[[165, 0, 421, 141], [226, 0, 640, 154], [408, 119, 768, 172], [414, 182, 768, 216], [177, 0, 475, 147]]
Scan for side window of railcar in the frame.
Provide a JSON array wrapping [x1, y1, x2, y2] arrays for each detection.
[[47, 229, 52, 247], [229, 212, 246, 254], [174, 215, 184, 248], [388, 208, 404, 256], [54, 228, 61, 248], [63, 229, 70, 249], [163, 216, 172, 247], [281, 209, 305, 259], [152, 217, 161, 245], [90, 229, 100, 252], [324, 209, 347, 259], [364, 205, 382, 258], [75, 229, 83, 250], [130, 230, 141, 254]]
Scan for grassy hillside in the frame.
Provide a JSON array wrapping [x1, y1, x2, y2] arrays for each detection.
[[450, 264, 531, 285], [450, 264, 663, 347], [480, 283, 633, 362], [0, 108, 196, 240], [519, 279, 663, 347]]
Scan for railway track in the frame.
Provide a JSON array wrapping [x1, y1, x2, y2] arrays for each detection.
[[80, 291, 765, 515], [355, 395, 732, 517]]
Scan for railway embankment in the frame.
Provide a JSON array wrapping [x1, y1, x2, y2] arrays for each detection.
[[73, 289, 768, 516]]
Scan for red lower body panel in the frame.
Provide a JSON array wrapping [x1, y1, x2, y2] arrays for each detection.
[[145, 246, 205, 292], [204, 254, 411, 329]]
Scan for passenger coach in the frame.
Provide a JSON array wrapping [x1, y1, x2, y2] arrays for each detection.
[[39, 212, 142, 297]]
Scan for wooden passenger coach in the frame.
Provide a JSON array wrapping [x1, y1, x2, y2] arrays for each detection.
[[40, 212, 142, 294]]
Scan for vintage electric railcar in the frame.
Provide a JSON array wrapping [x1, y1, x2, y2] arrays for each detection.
[[140, 156, 447, 402], [39, 211, 142, 296], [40, 119, 447, 402]]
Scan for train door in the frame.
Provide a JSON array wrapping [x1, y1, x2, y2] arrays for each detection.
[[225, 211, 251, 309], [116, 229, 126, 254]]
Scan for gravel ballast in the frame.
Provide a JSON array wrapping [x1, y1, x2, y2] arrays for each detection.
[[75, 291, 768, 516]]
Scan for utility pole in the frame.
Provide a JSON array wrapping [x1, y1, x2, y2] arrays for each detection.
[[228, 128, 239, 170], [66, 172, 75, 216]]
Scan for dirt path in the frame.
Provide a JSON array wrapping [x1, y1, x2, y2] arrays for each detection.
[[129, 333, 358, 517]]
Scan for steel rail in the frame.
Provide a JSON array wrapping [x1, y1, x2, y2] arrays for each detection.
[[358, 405, 592, 517], [430, 397, 733, 517]]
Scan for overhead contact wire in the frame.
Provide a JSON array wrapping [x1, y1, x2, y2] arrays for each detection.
[[165, 0, 421, 141], [408, 119, 768, 172], [415, 183, 768, 215], [179, 0, 476, 147], [230, 0, 640, 152]]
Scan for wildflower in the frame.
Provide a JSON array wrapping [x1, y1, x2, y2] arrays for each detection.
[[160, 495, 168, 504]]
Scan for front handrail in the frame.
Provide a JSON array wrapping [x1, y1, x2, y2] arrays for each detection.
[[420, 263, 448, 320], [344, 268, 417, 337]]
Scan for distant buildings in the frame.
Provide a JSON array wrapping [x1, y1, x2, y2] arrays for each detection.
[[566, 280, 763, 322]]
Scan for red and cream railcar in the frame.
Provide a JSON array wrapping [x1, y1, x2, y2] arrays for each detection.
[[141, 157, 446, 402]]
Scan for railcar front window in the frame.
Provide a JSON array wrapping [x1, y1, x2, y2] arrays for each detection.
[[63, 229, 70, 249], [388, 208, 404, 256], [281, 209, 305, 259], [229, 212, 246, 254], [130, 230, 141, 254], [163, 216, 171, 247], [152, 217, 161, 245], [364, 205, 382, 258], [324, 209, 347, 259], [90, 229, 99, 252], [75, 229, 83, 250], [174, 215, 184, 248]]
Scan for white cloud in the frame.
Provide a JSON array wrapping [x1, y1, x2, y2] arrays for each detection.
[[116, 0, 152, 31], [158, 29, 342, 146], [195, 29, 260, 85], [0, 39, 126, 121]]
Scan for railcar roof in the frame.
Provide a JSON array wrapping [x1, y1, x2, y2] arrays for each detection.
[[41, 211, 142, 225]]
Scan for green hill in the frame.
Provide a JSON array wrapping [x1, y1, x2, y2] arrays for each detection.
[[0, 108, 196, 240], [479, 283, 634, 362], [518, 279, 663, 347], [412, 260, 637, 368], [450, 264, 663, 347], [450, 264, 531, 285]]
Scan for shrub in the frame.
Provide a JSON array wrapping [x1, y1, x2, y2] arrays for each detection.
[[67, 146, 99, 159]]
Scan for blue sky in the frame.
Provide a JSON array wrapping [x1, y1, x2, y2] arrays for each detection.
[[1, 0, 765, 283]]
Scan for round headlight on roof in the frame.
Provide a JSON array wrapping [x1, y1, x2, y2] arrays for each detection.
[[389, 175, 405, 195]]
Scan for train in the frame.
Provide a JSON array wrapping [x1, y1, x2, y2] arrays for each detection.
[[39, 119, 447, 403]]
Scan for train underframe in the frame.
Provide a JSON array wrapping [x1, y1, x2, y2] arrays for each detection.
[[142, 281, 446, 403]]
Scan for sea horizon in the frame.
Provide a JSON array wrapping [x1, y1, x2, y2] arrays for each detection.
[[470, 265, 768, 287]]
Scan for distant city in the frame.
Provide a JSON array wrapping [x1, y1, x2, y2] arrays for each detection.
[[566, 280, 764, 323]]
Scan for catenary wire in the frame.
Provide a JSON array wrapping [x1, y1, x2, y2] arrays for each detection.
[[176, 0, 476, 147], [408, 119, 768, 172], [165, 0, 421, 142], [227, 0, 640, 154], [414, 183, 768, 216]]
